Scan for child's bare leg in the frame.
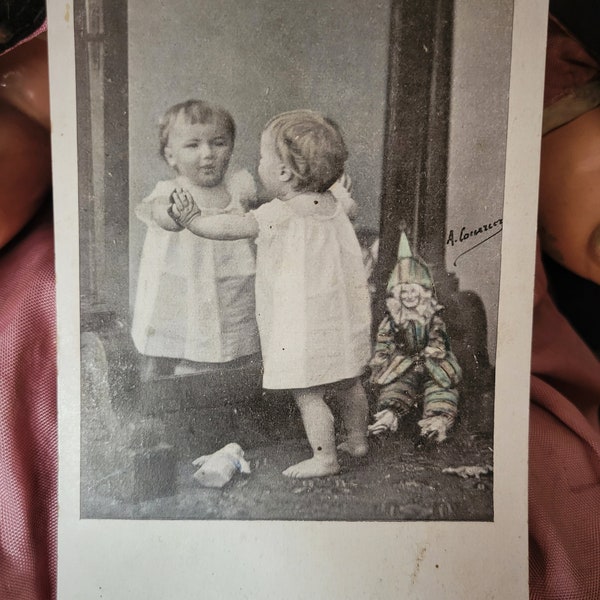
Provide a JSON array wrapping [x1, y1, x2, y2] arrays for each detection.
[[283, 387, 340, 478], [336, 378, 369, 457]]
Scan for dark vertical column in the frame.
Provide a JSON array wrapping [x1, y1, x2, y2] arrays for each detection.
[[417, 0, 453, 289], [74, 1, 94, 308], [75, 0, 138, 407], [374, 0, 454, 322], [102, 1, 130, 321], [75, 0, 129, 326]]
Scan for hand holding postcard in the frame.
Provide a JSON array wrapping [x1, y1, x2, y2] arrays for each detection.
[[49, 0, 547, 597]]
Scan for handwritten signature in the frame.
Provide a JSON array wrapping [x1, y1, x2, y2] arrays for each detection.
[[446, 218, 503, 266]]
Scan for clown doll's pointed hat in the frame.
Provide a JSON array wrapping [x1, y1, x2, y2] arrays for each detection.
[[387, 231, 434, 292]]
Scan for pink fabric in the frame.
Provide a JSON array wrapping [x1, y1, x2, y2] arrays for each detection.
[[529, 243, 600, 599], [0, 207, 57, 600]]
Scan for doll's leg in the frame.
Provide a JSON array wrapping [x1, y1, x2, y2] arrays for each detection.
[[418, 380, 459, 442], [368, 374, 418, 435], [283, 386, 340, 478], [379, 372, 419, 416], [336, 377, 369, 457]]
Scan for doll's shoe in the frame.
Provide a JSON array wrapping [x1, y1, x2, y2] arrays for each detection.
[[417, 414, 455, 443], [367, 409, 399, 436]]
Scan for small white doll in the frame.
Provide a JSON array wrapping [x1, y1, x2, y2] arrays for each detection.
[[192, 443, 251, 488]]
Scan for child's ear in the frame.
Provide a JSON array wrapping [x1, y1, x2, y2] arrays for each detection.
[[164, 146, 177, 168], [278, 163, 293, 183]]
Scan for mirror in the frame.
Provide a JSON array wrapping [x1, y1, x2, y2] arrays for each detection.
[[127, 0, 389, 381]]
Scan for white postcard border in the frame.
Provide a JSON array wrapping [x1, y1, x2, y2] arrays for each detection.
[[50, 0, 547, 597]]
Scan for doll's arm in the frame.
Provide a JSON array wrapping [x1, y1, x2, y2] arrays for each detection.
[[371, 316, 395, 359], [422, 315, 462, 387], [369, 315, 397, 376], [170, 188, 259, 240], [421, 314, 448, 359]]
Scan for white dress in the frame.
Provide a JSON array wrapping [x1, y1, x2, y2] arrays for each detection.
[[252, 196, 372, 389], [132, 170, 260, 363]]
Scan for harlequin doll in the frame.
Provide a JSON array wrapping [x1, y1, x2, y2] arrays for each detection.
[[368, 232, 462, 443]]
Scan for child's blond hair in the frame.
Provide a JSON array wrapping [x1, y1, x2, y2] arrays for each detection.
[[158, 99, 236, 160], [265, 110, 348, 193]]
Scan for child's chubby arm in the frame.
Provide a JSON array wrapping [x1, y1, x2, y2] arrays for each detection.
[[170, 188, 259, 240], [150, 194, 185, 232]]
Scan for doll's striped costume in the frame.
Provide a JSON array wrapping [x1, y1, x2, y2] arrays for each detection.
[[369, 312, 461, 420]]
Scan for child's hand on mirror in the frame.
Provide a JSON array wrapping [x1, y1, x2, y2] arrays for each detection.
[[338, 172, 353, 194], [169, 188, 201, 227]]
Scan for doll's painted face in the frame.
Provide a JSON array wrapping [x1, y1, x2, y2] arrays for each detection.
[[164, 116, 233, 188], [387, 282, 437, 325], [539, 106, 600, 285], [0, 36, 51, 250], [399, 283, 423, 309]]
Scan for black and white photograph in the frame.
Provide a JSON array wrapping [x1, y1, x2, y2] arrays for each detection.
[[73, 0, 514, 520], [50, 0, 546, 596]]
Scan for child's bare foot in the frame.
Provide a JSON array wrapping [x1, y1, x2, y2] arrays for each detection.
[[337, 437, 368, 457], [282, 457, 340, 478]]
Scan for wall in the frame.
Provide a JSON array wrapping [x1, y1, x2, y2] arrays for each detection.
[[446, 0, 514, 363], [128, 0, 391, 292]]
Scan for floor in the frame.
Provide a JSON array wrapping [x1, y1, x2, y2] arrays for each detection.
[[80, 338, 494, 522], [82, 413, 493, 522]]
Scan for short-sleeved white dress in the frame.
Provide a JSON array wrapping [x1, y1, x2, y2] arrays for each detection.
[[132, 170, 260, 363], [251, 196, 372, 389]]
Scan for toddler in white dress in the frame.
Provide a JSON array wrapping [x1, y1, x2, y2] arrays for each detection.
[[170, 110, 372, 478], [132, 100, 260, 377]]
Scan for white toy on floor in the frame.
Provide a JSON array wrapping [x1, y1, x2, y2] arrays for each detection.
[[192, 443, 251, 488]]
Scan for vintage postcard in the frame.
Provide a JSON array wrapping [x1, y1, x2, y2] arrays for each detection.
[[49, 0, 547, 597]]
